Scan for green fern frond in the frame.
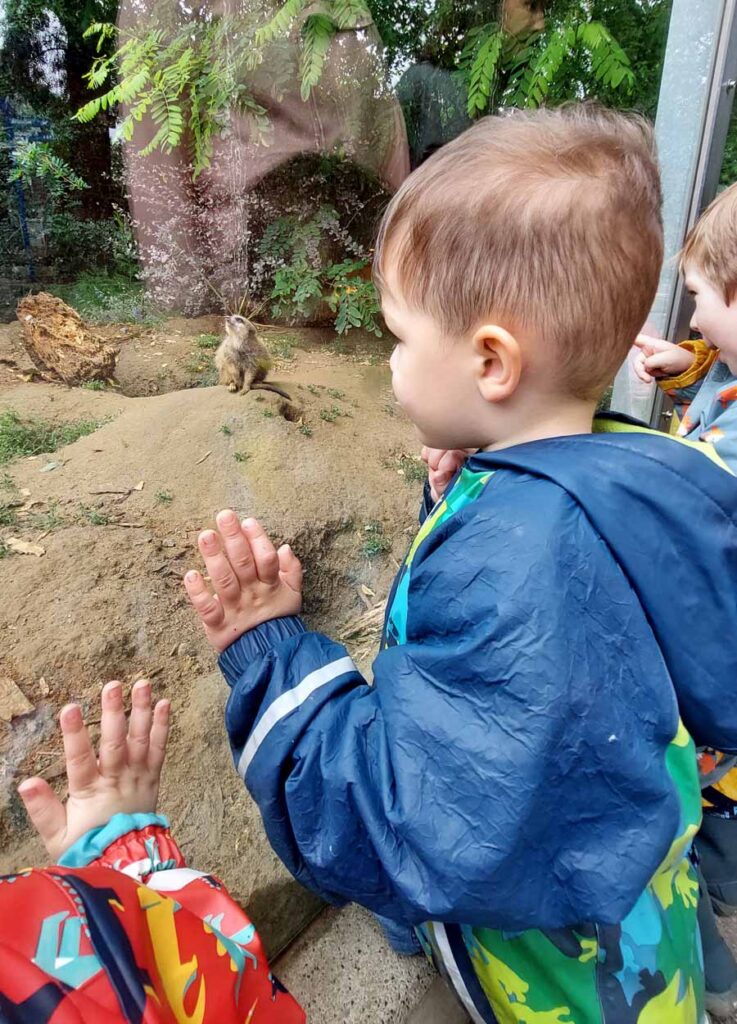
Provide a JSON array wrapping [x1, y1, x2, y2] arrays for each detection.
[[467, 29, 504, 115], [255, 0, 308, 47], [300, 14, 336, 101], [331, 0, 371, 30], [578, 22, 634, 91], [511, 21, 574, 108]]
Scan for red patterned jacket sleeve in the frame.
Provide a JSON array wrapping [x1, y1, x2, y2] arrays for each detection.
[[0, 812, 305, 1023]]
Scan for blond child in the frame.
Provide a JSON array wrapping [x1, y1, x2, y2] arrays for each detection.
[[634, 180, 737, 470]]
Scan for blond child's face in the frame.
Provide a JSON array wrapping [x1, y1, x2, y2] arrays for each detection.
[[685, 264, 737, 375], [380, 278, 490, 450]]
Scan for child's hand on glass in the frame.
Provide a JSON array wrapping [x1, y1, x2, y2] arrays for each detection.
[[185, 510, 303, 653], [421, 446, 476, 503], [18, 679, 170, 861], [633, 334, 696, 384]]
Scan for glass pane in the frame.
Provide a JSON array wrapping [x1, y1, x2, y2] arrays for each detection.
[[0, 0, 686, 958]]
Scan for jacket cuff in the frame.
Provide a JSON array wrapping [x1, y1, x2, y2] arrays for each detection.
[[659, 339, 717, 391], [218, 616, 307, 687], [57, 812, 169, 868]]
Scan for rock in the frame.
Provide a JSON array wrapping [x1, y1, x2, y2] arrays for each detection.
[[0, 677, 33, 723], [17, 293, 118, 385], [6, 538, 45, 557]]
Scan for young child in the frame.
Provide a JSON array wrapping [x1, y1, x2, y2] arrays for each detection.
[[5, 680, 304, 1023], [185, 105, 737, 1024], [634, 180, 737, 471], [633, 180, 737, 1019]]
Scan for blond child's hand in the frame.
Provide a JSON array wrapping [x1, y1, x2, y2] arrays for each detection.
[[184, 510, 303, 653], [18, 679, 170, 861], [633, 334, 696, 384], [422, 446, 476, 504]]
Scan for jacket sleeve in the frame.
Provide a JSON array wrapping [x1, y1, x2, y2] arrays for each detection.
[[658, 339, 718, 417], [221, 477, 686, 932]]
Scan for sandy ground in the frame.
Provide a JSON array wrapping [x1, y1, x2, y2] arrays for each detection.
[[0, 317, 425, 955]]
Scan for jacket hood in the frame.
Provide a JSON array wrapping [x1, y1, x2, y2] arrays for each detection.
[[468, 422, 737, 752]]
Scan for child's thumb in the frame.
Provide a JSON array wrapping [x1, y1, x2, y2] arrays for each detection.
[[18, 778, 66, 857]]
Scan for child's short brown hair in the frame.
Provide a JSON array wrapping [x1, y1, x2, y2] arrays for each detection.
[[680, 181, 737, 303], [374, 104, 663, 400]]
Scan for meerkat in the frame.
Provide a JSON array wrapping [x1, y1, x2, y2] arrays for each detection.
[[215, 315, 292, 400]]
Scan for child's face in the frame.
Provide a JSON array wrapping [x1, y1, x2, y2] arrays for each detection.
[[380, 279, 488, 450], [685, 264, 737, 375]]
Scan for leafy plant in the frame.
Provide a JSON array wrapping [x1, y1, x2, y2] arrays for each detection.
[[460, 16, 634, 115], [9, 142, 88, 200], [326, 261, 382, 336], [258, 206, 381, 334], [77, 16, 271, 178], [361, 520, 391, 558], [155, 490, 173, 505], [81, 505, 111, 526], [196, 334, 220, 350], [50, 272, 152, 325]]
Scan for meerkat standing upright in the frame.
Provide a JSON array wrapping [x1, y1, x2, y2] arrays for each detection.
[[215, 315, 292, 400]]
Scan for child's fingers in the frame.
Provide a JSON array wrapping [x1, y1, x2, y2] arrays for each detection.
[[98, 681, 128, 777], [242, 519, 279, 583], [634, 333, 668, 352], [127, 679, 152, 767], [197, 530, 241, 603], [60, 704, 99, 794], [148, 699, 171, 774], [184, 570, 226, 629], [645, 351, 676, 375], [17, 778, 66, 853], [216, 509, 257, 586], [277, 543, 303, 593]]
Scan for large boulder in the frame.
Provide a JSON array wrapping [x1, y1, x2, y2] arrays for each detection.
[[17, 293, 117, 385]]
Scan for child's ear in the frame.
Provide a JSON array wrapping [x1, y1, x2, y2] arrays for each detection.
[[471, 324, 523, 403]]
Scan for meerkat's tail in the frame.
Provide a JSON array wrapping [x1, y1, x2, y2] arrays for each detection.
[[252, 382, 293, 401]]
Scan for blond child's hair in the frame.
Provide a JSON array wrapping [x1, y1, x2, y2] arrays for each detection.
[[374, 103, 663, 400], [680, 180, 737, 302]]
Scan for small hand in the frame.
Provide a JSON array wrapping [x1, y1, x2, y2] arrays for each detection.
[[184, 510, 303, 653], [18, 679, 170, 861], [632, 334, 696, 384], [421, 446, 475, 504]]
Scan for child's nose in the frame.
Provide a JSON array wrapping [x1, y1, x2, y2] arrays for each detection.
[[689, 311, 699, 333]]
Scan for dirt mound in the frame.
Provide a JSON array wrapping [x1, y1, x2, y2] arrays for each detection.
[[0, 335, 423, 954]]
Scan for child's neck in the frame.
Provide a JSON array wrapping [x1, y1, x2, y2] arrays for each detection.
[[482, 395, 597, 453]]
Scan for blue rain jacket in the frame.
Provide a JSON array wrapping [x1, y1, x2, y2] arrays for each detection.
[[219, 426, 737, 932]]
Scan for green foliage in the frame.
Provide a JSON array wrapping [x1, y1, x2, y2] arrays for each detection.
[[326, 261, 382, 336], [154, 490, 173, 505], [460, 15, 634, 116], [196, 334, 221, 350], [721, 105, 737, 187], [0, 503, 19, 527], [361, 520, 391, 558], [9, 143, 88, 199], [300, 15, 337, 101], [81, 505, 111, 526], [0, 410, 103, 464], [77, 16, 270, 178], [50, 272, 153, 324], [258, 206, 381, 335]]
